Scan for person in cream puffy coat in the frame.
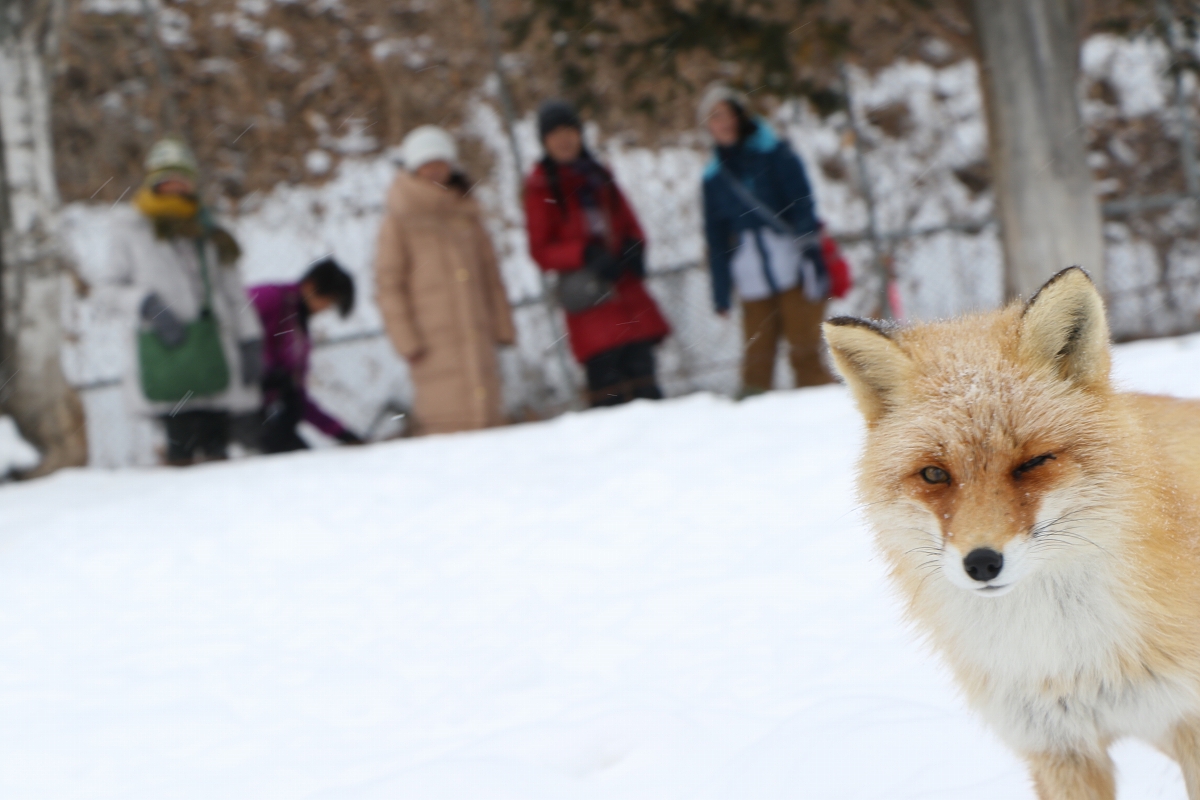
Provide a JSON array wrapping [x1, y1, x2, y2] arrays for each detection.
[[374, 126, 516, 434]]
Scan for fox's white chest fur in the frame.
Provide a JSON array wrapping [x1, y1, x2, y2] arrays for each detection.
[[931, 559, 1200, 754]]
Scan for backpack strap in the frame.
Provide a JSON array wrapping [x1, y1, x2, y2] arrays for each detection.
[[194, 237, 216, 315], [719, 164, 818, 248]]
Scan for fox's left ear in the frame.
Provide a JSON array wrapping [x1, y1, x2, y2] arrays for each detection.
[[1019, 266, 1110, 390]]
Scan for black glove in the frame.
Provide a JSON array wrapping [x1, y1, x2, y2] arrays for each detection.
[[239, 340, 263, 386], [583, 242, 622, 283], [801, 241, 831, 299], [139, 292, 186, 348], [618, 238, 646, 279], [262, 370, 303, 423], [335, 429, 364, 445]]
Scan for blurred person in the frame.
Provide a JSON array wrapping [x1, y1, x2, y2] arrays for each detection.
[[248, 257, 363, 453], [107, 137, 263, 465], [699, 84, 833, 396], [524, 100, 670, 407], [375, 125, 516, 434]]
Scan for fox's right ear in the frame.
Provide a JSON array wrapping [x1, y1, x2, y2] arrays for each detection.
[[822, 318, 912, 424], [1019, 266, 1110, 390]]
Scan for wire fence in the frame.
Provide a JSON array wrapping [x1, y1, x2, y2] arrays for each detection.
[[69, 154, 1200, 434]]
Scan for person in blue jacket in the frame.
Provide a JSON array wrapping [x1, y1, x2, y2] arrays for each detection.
[[699, 83, 832, 396]]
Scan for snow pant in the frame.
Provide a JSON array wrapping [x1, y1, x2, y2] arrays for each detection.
[[260, 384, 308, 454], [584, 341, 664, 407], [161, 410, 230, 464], [740, 287, 832, 395]]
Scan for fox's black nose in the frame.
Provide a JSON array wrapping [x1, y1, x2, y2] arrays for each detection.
[[963, 548, 1004, 582]]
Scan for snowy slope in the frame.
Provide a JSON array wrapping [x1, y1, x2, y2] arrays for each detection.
[[1, 334, 1198, 799]]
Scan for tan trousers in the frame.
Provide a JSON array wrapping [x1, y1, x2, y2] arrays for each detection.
[[740, 288, 833, 394]]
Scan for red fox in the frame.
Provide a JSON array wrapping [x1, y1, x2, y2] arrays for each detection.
[[823, 267, 1200, 799]]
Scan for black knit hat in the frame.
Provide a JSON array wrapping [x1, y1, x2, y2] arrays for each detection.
[[537, 100, 582, 141]]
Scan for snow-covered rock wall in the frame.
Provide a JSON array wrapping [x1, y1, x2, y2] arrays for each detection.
[[61, 33, 1200, 467]]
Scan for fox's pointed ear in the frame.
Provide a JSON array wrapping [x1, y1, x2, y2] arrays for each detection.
[[1018, 266, 1110, 389], [822, 318, 913, 423]]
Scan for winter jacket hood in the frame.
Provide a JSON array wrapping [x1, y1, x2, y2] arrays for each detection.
[[702, 120, 781, 179], [386, 169, 474, 217]]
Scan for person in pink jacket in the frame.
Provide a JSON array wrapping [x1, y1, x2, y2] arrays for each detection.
[[248, 257, 362, 453]]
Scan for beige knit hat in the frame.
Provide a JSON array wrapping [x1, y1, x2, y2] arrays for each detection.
[[696, 82, 751, 126], [145, 136, 199, 177]]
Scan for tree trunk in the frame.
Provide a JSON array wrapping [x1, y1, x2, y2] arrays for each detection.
[[966, 0, 1105, 299], [0, 0, 87, 476]]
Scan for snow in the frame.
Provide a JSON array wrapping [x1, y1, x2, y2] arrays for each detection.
[[1083, 35, 1170, 119], [0, 416, 40, 477], [1, 334, 1197, 798]]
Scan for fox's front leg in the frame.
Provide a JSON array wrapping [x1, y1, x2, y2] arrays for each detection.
[[1168, 718, 1200, 799], [1027, 750, 1115, 800]]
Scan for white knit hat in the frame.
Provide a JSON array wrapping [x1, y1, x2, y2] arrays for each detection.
[[400, 125, 458, 172], [696, 82, 750, 126]]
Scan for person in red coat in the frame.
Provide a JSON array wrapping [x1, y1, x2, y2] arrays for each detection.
[[524, 100, 670, 407]]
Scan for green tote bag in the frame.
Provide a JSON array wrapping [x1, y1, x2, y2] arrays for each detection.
[[138, 239, 231, 403]]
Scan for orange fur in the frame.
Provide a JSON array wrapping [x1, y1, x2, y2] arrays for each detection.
[[824, 268, 1200, 799]]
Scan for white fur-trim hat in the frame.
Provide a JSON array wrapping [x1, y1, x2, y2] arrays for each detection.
[[696, 82, 750, 126], [400, 125, 458, 171]]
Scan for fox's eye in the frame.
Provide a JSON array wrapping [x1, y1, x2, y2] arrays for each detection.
[[1014, 453, 1056, 478], [920, 466, 950, 484]]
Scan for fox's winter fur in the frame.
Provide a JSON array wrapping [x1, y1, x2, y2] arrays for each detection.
[[823, 268, 1200, 799]]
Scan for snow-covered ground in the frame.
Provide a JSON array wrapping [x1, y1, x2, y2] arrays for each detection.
[[0, 333, 1196, 799]]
